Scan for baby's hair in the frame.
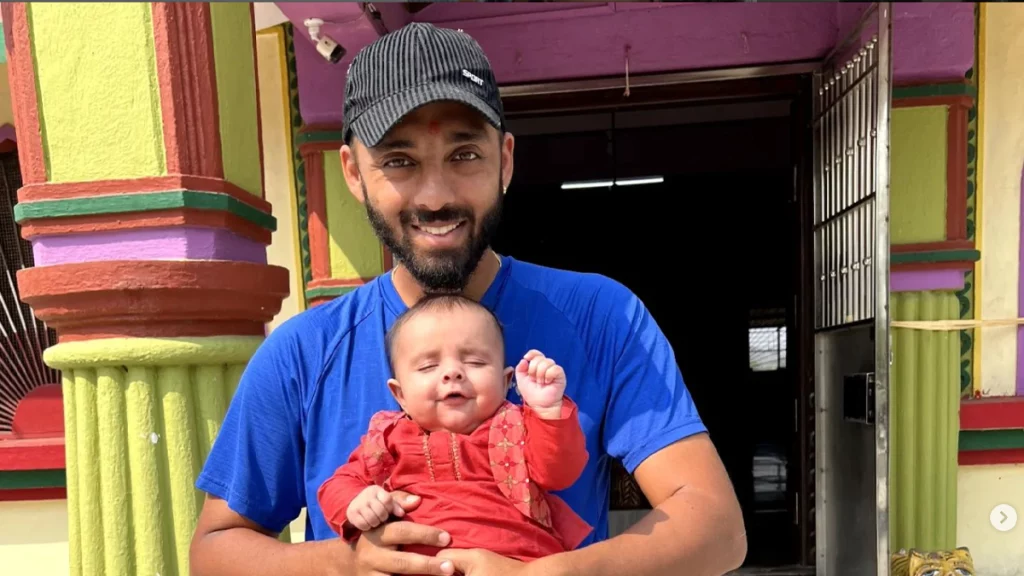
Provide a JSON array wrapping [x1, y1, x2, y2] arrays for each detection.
[[385, 294, 505, 371]]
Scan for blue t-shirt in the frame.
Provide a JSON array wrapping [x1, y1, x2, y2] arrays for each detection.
[[196, 255, 706, 544]]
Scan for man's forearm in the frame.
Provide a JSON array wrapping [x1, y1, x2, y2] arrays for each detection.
[[540, 487, 747, 576], [191, 527, 348, 576]]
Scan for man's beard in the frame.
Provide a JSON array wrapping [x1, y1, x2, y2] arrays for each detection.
[[363, 181, 503, 293]]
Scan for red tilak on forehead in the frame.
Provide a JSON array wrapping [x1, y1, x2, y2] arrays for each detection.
[[427, 121, 441, 134]]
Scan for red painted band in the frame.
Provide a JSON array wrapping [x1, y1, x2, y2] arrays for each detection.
[[960, 397, 1024, 431], [250, 3, 266, 199], [891, 240, 974, 253], [17, 261, 289, 339], [0, 487, 67, 502], [891, 261, 974, 273], [0, 437, 65, 471], [2, 3, 46, 184], [958, 448, 1024, 466], [302, 150, 332, 280], [151, 2, 224, 178], [307, 277, 375, 289], [946, 103, 969, 241]]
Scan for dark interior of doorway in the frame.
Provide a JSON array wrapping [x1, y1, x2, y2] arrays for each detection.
[[492, 89, 813, 571]]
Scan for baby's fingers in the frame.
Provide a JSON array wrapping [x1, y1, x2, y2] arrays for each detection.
[[544, 364, 565, 384], [522, 349, 544, 363], [368, 498, 391, 523], [350, 510, 373, 532]]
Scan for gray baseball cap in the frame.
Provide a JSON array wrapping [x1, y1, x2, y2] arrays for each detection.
[[342, 22, 506, 147]]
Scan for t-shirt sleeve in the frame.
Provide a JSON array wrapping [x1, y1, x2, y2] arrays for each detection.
[[600, 284, 707, 473], [195, 320, 313, 534]]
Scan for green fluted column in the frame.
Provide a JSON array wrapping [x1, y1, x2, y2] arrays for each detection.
[[48, 338, 265, 576], [890, 291, 960, 551]]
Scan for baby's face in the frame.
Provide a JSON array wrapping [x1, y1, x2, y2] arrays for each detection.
[[388, 305, 512, 434]]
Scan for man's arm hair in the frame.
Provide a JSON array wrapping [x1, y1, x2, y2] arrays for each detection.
[[190, 495, 349, 576], [535, 433, 748, 576]]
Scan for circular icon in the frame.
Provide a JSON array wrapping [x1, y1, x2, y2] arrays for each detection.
[[990, 504, 1017, 532]]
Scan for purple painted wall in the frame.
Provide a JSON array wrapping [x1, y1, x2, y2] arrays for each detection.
[[31, 227, 268, 266], [282, 2, 974, 132]]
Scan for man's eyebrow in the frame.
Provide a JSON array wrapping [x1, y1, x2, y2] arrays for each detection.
[[372, 138, 415, 152], [448, 129, 487, 144]]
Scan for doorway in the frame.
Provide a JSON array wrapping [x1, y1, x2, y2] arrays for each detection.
[[493, 73, 816, 571]]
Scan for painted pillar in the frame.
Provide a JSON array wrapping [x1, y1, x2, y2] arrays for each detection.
[[297, 125, 392, 306], [2, 4, 289, 575]]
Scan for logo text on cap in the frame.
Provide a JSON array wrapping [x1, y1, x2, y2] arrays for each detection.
[[462, 69, 484, 87]]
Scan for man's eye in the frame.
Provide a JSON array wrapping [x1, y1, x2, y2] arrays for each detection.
[[453, 151, 480, 162], [383, 157, 413, 168]]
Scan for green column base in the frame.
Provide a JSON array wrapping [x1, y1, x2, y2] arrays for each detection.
[[46, 336, 291, 576]]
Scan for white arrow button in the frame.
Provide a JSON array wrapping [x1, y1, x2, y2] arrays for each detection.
[[990, 504, 1018, 532]]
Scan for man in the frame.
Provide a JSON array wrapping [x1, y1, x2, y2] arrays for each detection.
[[190, 22, 746, 576]]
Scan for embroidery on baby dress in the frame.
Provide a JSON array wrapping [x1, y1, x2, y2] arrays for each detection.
[[488, 401, 553, 528], [361, 411, 406, 487]]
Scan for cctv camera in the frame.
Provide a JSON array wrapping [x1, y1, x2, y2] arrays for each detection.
[[316, 35, 346, 64], [304, 18, 346, 64]]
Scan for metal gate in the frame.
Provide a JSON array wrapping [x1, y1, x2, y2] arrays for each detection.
[[812, 3, 892, 576]]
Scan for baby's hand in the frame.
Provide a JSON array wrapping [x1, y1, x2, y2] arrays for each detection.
[[515, 349, 567, 418], [345, 486, 407, 532]]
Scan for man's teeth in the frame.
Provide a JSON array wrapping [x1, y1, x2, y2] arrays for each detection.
[[420, 222, 461, 235]]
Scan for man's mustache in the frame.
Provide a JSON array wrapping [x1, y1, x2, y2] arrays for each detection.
[[400, 206, 474, 226]]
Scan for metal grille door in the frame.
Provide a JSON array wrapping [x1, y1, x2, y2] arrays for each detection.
[[813, 24, 890, 330], [812, 4, 892, 576]]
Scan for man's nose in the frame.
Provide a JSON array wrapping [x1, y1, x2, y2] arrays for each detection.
[[415, 166, 457, 211]]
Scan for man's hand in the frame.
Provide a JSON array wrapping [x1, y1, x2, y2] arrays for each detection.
[[515, 349, 566, 419], [350, 492, 456, 576], [435, 549, 530, 576], [346, 486, 409, 532]]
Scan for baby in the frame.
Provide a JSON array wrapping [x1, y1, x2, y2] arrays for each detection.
[[317, 294, 592, 562]]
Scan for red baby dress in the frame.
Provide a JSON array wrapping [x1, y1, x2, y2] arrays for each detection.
[[317, 398, 593, 562]]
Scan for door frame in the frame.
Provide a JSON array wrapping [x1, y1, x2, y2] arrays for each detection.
[[500, 64, 820, 568]]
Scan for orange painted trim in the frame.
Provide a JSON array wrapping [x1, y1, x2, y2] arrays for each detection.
[[2, 3, 46, 183], [958, 449, 1024, 466], [250, 3, 266, 198], [891, 240, 974, 253], [19, 208, 272, 245], [302, 150, 332, 280], [960, 397, 1024, 430], [17, 261, 289, 340], [151, 2, 224, 178], [307, 277, 375, 289], [0, 437, 65, 471], [946, 101, 969, 241], [18, 174, 272, 213]]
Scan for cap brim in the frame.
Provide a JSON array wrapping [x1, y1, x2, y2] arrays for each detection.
[[348, 83, 502, 148]]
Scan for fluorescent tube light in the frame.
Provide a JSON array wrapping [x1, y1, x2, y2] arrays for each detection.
[[560, 176, 664, 189], [561, 179, 614, 190], [615, 176, 664, 186]]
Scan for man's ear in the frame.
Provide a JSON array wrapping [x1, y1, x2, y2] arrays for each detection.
[[500, 131, 515, 192], [503, 366, 515, 393], [339, 142, 365, 204], [387, 378, 406, 408]]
